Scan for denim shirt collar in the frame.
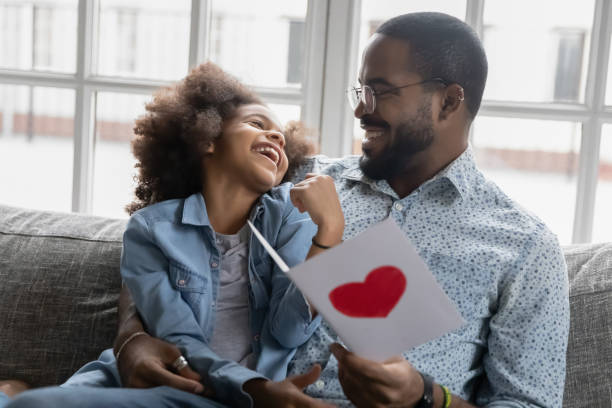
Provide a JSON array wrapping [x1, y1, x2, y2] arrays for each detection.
[[181, 192, 265, 227], [181, 193, 211, 227]]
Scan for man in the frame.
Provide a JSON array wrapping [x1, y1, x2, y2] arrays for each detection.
[[115, 12, 569, 408], [8, 12, 568, 408]]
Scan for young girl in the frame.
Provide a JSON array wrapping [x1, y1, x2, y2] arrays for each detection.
[[2, 62, 343, 408]]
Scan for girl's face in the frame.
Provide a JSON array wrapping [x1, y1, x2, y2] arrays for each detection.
[[206, 103, 289, 192]]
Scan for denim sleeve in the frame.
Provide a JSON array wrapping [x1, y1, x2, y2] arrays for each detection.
[[476, 230, 570, 408], [120, 213, 264, 408], [267, 202, 322, 349]]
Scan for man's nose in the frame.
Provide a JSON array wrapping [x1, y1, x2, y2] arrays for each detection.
[[354, 100, 366, 119]]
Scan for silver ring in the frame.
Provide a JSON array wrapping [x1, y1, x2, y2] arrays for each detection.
[[172, 355, 189, 371]]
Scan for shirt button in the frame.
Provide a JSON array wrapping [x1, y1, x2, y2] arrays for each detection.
[[314, 379, 325, 390], [210, 261, 218, 268], [178, 279, 186, 286], [253, 334, 260, 341], [393, 202, 404, 211]]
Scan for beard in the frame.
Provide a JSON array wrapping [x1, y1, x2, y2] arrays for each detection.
[[359, 102, 434, 181]]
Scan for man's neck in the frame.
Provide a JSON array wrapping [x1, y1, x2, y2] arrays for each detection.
[[387, 143, 466, 199]]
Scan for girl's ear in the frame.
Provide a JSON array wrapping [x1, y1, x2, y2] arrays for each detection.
[[204, 141, 215, 154]]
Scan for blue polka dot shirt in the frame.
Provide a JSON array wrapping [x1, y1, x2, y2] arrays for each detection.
[[287, 147, 570, 408]]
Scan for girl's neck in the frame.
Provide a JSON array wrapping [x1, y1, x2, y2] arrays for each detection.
[[201, 176, 260, 235]]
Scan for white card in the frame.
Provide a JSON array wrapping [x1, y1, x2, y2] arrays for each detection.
[[287, 217, 466, 361]]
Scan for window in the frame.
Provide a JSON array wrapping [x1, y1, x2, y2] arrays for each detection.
[[325, 0, 610, 244], [0, 0, 318, 219], [1, 0, 611, 244], [0, 84, 75, 212]]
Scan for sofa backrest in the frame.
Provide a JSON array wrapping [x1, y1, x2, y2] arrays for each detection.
[[562, 243, 612, 408], [0, 204, 126, 387], [1, 204, 611, 406]]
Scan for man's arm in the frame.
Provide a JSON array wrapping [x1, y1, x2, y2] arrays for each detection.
[[113, 285, 205, 394], [330, 343, 478, 408], [475, 231, 569, 407]]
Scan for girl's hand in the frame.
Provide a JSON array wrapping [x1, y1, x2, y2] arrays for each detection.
[[290, 173, 344, 247]]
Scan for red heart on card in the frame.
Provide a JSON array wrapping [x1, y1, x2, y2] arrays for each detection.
[[329, 266, 406, 318]]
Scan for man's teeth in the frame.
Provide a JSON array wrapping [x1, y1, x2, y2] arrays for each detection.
[[364, 130, 384, 139], [252, 146, 279, 164]]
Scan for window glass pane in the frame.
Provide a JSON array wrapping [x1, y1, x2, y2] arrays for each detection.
[[472, 117, 581, 244], [96, 0, 190, 80], [482, 0, 594, 103], [0, 0, 77, 72], [0, 85, 74, 212], [209, 0, 307, 88], [93, 92, 149, 218], [267, 103, 301, 128], [353, 1, 467, 154], [592, 125, 612, 243], [267, 102, 319, 152]]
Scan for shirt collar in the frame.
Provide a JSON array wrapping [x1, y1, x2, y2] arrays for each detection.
[[181, 192, 265, 227], [181, 193, 212, 226], [427, 146, 477, 199], [340, 145, 477, 199]]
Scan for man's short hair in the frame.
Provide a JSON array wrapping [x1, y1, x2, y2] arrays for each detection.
[[376, 12, 488, 119]]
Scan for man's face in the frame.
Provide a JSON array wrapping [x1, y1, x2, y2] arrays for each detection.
[[355, 34, 436, 180]]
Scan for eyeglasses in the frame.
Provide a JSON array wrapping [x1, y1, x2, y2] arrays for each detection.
[[347, 78, 449, 114]]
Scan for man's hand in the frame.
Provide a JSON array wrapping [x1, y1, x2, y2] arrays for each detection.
[[117, 333, 210, 396], [244, 364, 336, 408], [330, 343, 423, 407]]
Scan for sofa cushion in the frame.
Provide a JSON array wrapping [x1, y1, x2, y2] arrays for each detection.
[[562, 242, 612, 408], [0, 204, 126, 387]]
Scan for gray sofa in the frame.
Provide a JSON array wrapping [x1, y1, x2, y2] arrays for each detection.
[[1, 204, 611, 407]]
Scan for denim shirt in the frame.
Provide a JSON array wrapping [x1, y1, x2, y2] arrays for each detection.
[[121, 183, 321, 407]]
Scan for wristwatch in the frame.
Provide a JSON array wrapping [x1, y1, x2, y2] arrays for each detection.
[[415, 371, 434, 408]]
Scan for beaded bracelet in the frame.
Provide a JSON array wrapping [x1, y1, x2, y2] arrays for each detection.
[[115, 331, 148, 361], [441, 385, 452, 408]]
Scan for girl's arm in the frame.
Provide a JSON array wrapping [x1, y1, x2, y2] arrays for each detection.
[[121, 213, 266, 407], [267, 175, 344, 348]]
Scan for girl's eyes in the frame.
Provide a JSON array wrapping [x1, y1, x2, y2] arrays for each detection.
[[248, 120, 265, 129]]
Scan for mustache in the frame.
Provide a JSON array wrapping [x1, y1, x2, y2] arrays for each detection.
[[360, 116, 389, 128]]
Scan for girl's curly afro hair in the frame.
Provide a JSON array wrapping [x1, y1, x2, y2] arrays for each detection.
[[126, 62, 313, 215]]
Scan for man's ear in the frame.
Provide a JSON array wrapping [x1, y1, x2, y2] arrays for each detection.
[[438, 84, 465, 121]]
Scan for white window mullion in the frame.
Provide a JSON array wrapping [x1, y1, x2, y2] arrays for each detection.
[[301, 0, 328, 132], [572, 0, 611, 243], [320, 0, 361, 156], [464, 0, 484, 37], [72, 0, 96, 213], [188, 0, 210, 70]]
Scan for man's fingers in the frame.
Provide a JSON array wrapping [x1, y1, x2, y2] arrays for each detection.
[[145, 361, 205, 394], [329, 343, 349, 362], [288, 364, 322, 390], [330, 343, 387, 384]]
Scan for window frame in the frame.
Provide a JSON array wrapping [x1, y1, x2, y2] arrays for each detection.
[[320, 0, 612, 244], [0, 0, 325, 214], [1, 0, 610, 244]]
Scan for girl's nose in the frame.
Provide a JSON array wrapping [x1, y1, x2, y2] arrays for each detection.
[[266, 131, 285, 149]]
